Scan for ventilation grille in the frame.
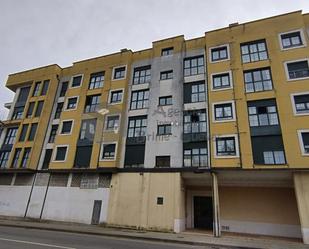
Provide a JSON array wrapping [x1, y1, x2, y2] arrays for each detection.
[[80, 174, 99, 189], [71, 173, 82, 187], [98, 174, 111, 188], [14, 174, 34, 186], [35, 173, 50, 186], [49, 173, 69, 187]]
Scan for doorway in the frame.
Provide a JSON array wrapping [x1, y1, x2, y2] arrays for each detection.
[[193, 196, 213, 230], [91, 200, 102, 225]]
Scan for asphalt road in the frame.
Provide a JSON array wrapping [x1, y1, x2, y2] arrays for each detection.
[[0, 226, 244, 249]]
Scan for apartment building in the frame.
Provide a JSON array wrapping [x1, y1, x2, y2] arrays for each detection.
[[1, 10, 309, 244]]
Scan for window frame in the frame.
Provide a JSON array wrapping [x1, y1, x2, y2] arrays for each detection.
[[104, 114, 120, 132], [210, 71, 233, 91], [133, 65, 151, 85], [4, 127, 18, 145], [183, 110, 207, 134], [0, 151, 10, 169], [183, 55, 205, 77], [240, 39, 268, 64], [161, 47, 173, 56], [64, 96, 79, 111], [11, 148, 22, 168], [41, 80, 50, 96], [59, 119, 74, 135], [26, 102, 35, 118], [109, 89, 124, 105], [127, 116, 147, 138], [298, 129, 309, 156], [84, 94, 101, 113], [34, 100, 44, 117], [212, 101, 236, 123], [155, 155, 170, 167], [69, 74, 83, 89], [284, 58, 309, 81], [278, 29, 306, 50], [160, 70, 173, 80], [243, 67, 273, 93], [190, 82, 206, 103], [183, 147, 208, 167], [130, 89, 149, 110], [290, 92, 309, 116], [20, 147, 31, 168], [209, 44, 230, 63], [88, 71, 104, 90], [158, 96, 172, 106], [27, 123, 38, 141], [157, 123, 172, 136], [52, 145, 69, 162], [112, 65, 127, 81], [32, 81, 42, 97], [49, 124, 59, 143], [248, 104, 279, 127], [214, 134, 239, 158], [100, 142, 117, 161]]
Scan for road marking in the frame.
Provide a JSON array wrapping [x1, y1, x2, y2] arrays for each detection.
[[0, 237, 76, 249]]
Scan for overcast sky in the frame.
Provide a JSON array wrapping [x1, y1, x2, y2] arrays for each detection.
[[0, 0, 308, 119]]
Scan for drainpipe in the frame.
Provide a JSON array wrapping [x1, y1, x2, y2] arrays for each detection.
[[212, 172, 221, 237]]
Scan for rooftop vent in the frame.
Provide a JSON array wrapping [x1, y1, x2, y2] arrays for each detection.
[[229, 22, 239, 27], [120, 48, 128, 52]]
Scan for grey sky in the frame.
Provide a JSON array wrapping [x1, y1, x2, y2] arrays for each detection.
[[0, 0, 308, 119]]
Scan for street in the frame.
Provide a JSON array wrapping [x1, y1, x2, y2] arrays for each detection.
[[0, 226, 245, 249]]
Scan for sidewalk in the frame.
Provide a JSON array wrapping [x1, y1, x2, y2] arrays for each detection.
[[0, 217, 308, 249]]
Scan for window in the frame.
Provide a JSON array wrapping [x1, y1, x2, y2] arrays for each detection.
[[26, 102, 35, 118], [106, 116, 119, 131], [20, 148, 31, 168], [60, 120, 73, 135], [285, 60, 309, 80], [113, 66, 126, 80], [130, 90, 149, 110], [184, 56, 204, 76], [157, 124, 171, 135], [4, 127, 18, 145], [248, 105, 279, 127], [34, 101, 44, 117], [263, 151, 286, 164], [54, 102, 63, 119], [184, 110, 206, 134], [42, 149, 53, 169], [66, 97, 78, 110], [298, 130, 309, 155], [216, 136, 236, 156], [71, 75, 82, 88], [89, 72, 104, 89], [110, 90, 123, 104], [0, 151, 10, 168], [161, 47, 173, 56], [59, 81, 68, 97], [133, 66, 151, 84], [128, 116, 147, 138], [49, 125, 58, 143], [79, 119, 96, 141], [85, 94, 100, 113], [155, 156, 170, 167], [12, 106, 24, 120], [212, 72, 232, 90], [213, 102, 234, 121], [54, 146, 68, 162], [17, 87, 30, 102], [32, 82, 41, 96], [19, 124, 29, 142], [28, 123, 38, 141], [184, 148, 207, 167], [101, 143, 116, 160], [41, 80, 49, 95], [241, 40, 268, 63], [159, 96, 172, 106], [192, 83, 205, 103], [210, 45, 229, 62], [280, 30, 304, 49], [244, 68, 273, 93], [11, 148, 21, 168], [160, 70, 173, 80], [157, 197, 164, 205], [292, 93, 309, 115]]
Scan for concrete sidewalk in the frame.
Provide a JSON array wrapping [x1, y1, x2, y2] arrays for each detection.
[[0, 217, 307, 249]]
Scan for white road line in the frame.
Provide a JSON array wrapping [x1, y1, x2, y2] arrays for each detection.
[[0, 237, 76, 249]]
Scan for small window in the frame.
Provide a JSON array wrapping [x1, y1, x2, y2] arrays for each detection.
[[79, 119, 96, 141], [127, 116, 147, 138], [298, 131, 309, 155], [263, 151, 286, 164], [110, 90, 123, 104], [280, 31, 304, 49], [12, 106, 24, 120], [191, 83, 205, 103], [20, 148, 31, 168], [35, 101, 44, 117], [49, 125, 58, 143], [54, 102, 63, 119], [155, 156, 170, 167], [184, 147, 207, 167], [286, 60, 309, 80], [161, 47, 173, 56], [4, 127, 18, 145], [184, 56, 204, 77], [85, 94, 100, 113], [66, 97, 78, 110], [59, 81, 69, 97], [32, 82, 41, 97], [28, 123, 38, 141], [157, 124, 172, 135], [159, 96, 172, 106], [113, 66, 126, 80], [41, 80, 49, 95], [212, 72, 231, 90], [19, 124, 29, 142], [71, 75, 83, 88], [106, 116, 119, 131], [101, 143, 116, 160], [160, 70, 173, 80], [130, 90, 149, 110], [60, 120, 73, 135], [293, 94, 309, 115], [244, 68, 273, 93], [54, 146, 68, 162], [210, 45, 229, 62], [241, 40, 268, 63], [133, 66, 151, 84], [157, 197, 164, 205], [0, 151, 10, 169], [89, 72, 104, 89], [26, 102, 35, 118], [11, 148, 22, 168], [216, 136, 237, 156], [214, 102, 234, 121]]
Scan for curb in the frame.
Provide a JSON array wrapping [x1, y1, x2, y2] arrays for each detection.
[[0, 222, 262, 249]]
